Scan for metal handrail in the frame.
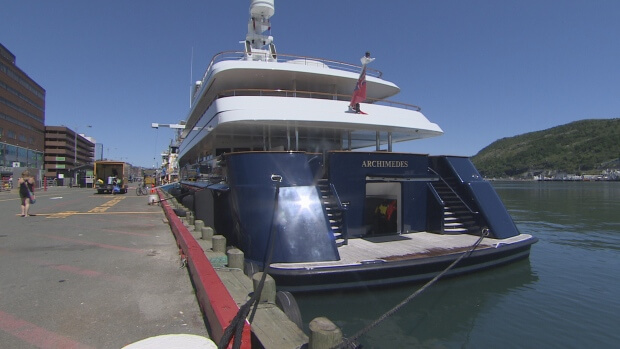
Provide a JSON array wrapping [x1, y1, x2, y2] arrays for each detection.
[[217, 88, 421, 111], [328, 183, 348, 245], [329, 183, 346, 210], [193, 50, 386, 107], [427, 167, 479, 215], [184, 50, 422, 134], [200, 51, 384, 84], [426, 182, 445, 233], [182, 87, 422, 139]]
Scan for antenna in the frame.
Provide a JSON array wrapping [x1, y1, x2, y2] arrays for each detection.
[[244, 0, 275, 60], [190, 47, 194, 108]]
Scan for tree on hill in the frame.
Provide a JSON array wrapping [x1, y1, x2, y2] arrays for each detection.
[[471, 118, 620, 178]]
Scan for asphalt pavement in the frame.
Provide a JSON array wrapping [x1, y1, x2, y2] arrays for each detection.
[[0, 186, 209, 348]]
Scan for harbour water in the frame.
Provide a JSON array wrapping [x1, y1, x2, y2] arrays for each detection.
[[296, 181, 620, 348]]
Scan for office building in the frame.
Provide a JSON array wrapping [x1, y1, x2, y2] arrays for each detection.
[[0, 43, 45, 184], [44, 126, 95, 184]]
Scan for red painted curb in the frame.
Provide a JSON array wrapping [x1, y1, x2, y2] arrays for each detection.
[[158, 190, 251, 349]]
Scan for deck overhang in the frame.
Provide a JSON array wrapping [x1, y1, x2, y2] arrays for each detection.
[[178, 96, 443, 164]]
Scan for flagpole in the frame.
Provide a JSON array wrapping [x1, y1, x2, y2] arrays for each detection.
[[349, 52, 374, 114]]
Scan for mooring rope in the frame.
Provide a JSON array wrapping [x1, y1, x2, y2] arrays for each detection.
[[155, 182, 214, 204], [334, 229, 490, 349], [218, 176, 282, 349]]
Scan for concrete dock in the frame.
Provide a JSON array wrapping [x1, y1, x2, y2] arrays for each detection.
[[0, 186, 209, 348]]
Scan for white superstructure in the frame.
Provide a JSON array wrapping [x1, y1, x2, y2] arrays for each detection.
[[177, 0, 442, 166]]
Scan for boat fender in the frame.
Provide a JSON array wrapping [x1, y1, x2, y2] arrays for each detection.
[[173, 208, 187, 217], [275, 291, 303, 330], [169, 187, 182, 198], [182, 194, 195, 211]]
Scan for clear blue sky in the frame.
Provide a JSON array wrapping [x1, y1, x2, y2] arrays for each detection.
[[2, 0, 619, 167]]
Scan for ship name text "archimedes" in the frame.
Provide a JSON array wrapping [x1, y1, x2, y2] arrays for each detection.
[[361, 160, 409, 168]]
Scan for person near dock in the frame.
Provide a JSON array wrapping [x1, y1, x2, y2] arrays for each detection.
[[18, 170, 35, 217]]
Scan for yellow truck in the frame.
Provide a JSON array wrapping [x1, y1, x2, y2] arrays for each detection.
[[94, 161, 129, 194]]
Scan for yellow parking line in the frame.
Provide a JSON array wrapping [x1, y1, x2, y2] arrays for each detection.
[[88, 196, 125, 213], [33, 211, 161, 219]]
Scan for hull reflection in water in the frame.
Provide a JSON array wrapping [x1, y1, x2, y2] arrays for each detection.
[[296, 260, 537, 348]]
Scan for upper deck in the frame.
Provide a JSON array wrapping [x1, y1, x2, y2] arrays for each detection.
[[177, 51, 443, 164], [183, 51, 403, 138]]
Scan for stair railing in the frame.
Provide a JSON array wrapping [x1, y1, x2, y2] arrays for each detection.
[[329, 183, 349, 245], [427, 167, 479, 215], [427, 183, 445, 233]]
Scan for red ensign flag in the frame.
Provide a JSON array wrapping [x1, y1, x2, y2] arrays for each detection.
[[350, 65, 367, 108]]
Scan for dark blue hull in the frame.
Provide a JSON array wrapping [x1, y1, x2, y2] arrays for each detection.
[[267, 237, 537, 292], [181, 151, 536, 291]]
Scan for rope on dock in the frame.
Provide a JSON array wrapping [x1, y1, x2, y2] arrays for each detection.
[[218, 177, 282, 349], [333, 229, 491, 349]]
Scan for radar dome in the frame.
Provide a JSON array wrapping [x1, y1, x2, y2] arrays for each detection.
[[250, 0, 275, 18]]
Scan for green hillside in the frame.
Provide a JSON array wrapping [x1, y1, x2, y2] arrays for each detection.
[[471, 118, 620, 178]]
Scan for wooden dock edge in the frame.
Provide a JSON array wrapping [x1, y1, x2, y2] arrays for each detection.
[[211, 266, 309, 348], [157, 190, 252, 349]]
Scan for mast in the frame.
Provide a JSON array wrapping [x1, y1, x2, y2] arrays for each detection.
[[244, 0, 276, 61]]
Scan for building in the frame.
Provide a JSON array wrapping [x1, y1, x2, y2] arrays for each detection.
[[0, 43, 46, 186], [44, 126, 95, 185], [94, 142, 104, 161]]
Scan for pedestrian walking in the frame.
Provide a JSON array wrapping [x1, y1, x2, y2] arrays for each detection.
[[18, 170, 35, 217]]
